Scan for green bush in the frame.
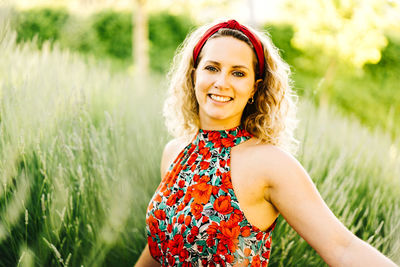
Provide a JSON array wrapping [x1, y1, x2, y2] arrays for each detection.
[[148, 12, 195, 72], [91, 10, 133, 60], [264, 23, 303, 64], [15, 8, 69, 48]]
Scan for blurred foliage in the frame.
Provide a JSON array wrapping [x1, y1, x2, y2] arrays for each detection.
[[281, 0, 395, 68], [148, 12, 194, 72], [15, 7, 69, 48], [13, 8, 194, 72], [10, 7, 400, 138], [91, 11, 133, 60]]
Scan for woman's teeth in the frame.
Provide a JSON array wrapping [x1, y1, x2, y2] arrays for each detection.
[[209, 94, 232, 102]]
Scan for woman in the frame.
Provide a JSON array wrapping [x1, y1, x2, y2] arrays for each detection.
[[135, 19, 397, 266]]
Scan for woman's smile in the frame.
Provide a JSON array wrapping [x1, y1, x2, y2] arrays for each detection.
[[208, 93, 233, 103]]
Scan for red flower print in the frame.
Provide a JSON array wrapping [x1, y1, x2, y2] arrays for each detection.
[[167, 223, 172, 233], [213, 139, 223, 148], [202, 216, 209, 223], [212, 186, 219, 195], [199, 175, 210, 183], [241, 226, 251, 237], [198, 140, 205, 149], [214, 195, 234, 215], [251, 255, 261, 267], [177, 203, 185, 212], [197, 245, 203, 252], [230, 209, 244, 224], [185, 215, 192, 226], [265, 239, 271, 249], [206, 237, 215, 247], [221, 172, 233, 191], [218, 220, 240, 252], [178, 180, 185, 188], [178, 214, 185, 224], [163, 189, 171, 197], [181, 225, 186, 234], [187, 234, 195, 243], [221, 137, 235, 147], [225, 254, 234, 263], [168, 234, 184, 255], [167, 254, 176, 266], [183, 189, 192, 204], [217, 242, 228, 254], [190, 202, 203, 220], [154, 193, 162, 202], [182, 260, 193, 267], [147, 215, 159, 234], [192, 181, 212, 204], [147, 237, 161, 258], [158, 231, 166, 241], [256, 232, 263, 240], [166, 193, 178, 206], [262, 251, 270, 260], [153, 210, 166, 220], [201, 259, 208, 266], [161, 240, 168, 252], [177, 190, 184, 198], [208, 131, 221, 141], [206, 222, 219, 236], [212, 254, 225, 267], [187, 153, 198, 165], [179, 248, 189, 261], [220, 159, 226, 168], [193, 174, 201, 182], [200, 160, 210, 170], [199, 146, 211, 159]]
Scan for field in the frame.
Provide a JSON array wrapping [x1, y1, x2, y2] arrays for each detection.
[[1, 15, 400, 267]]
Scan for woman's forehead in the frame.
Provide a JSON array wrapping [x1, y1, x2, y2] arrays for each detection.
[[199, 36, 255, 68]]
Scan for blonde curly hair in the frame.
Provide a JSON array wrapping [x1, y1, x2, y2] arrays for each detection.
[[163, 19, 299, 154]]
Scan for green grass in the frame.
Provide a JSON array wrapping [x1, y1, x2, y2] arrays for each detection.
[[0, 19, 399, 267]]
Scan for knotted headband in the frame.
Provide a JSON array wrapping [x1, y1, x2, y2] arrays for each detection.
[[193, 20, 265, 79]]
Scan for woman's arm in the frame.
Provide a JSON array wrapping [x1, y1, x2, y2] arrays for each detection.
[[259, 146, 397, 267], [134, 244, 160, 267]]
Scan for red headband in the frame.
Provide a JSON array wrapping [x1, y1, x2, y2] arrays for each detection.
[[193, 20, 265, 79]]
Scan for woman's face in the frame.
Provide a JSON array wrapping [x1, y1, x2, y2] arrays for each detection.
[[194, 36, 258, 130]]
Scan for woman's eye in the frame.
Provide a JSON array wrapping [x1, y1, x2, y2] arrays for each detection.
[[205, 65, 217, 72], [233, 71, 245, 77]]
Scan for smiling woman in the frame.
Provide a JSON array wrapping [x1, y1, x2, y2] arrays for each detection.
[[134, 19, 398, 267], [193, 36, 260, 130]]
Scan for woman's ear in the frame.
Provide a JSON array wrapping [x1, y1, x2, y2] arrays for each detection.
[[253, 79, 263, 95]]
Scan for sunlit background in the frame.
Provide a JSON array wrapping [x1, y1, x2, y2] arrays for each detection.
[[0, 0, 399, 266]]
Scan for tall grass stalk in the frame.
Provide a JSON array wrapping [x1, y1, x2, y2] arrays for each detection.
[[0, 13, 399, 266]]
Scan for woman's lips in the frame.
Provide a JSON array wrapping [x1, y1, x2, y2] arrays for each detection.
[[208, 94, 233, 103]]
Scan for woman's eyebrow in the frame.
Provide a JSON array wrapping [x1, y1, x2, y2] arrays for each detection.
[[232, 65, 249, 70], [204, 60, 249, 70]]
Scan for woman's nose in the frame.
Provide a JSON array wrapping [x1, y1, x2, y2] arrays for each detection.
[[213, 71, 229, 89]]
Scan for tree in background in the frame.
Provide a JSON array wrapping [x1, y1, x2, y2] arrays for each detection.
[[281, 0, 400, 105], [133, 0, 149, 77]]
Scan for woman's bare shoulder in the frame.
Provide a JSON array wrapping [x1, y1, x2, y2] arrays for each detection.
[[160, 135, 193, 178], [237, 137, 303, 184]]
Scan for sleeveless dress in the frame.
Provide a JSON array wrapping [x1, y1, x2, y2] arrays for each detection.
[[146, 126, 277, 267]]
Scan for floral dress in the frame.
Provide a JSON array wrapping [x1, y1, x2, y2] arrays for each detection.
[[146, 126, 277, 267]]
